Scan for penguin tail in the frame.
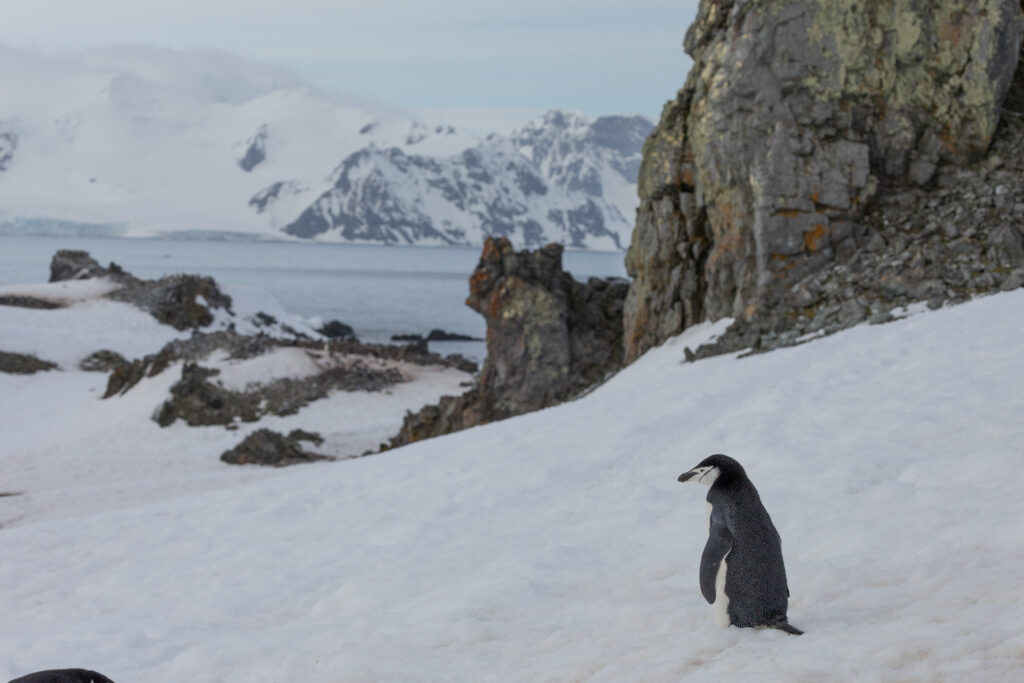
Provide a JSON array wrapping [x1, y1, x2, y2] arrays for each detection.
[[769, 620, 804, 636]]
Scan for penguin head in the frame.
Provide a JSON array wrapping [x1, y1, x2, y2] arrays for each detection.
[[677, 453, 746, 487]]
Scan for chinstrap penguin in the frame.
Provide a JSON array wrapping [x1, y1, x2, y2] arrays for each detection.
[[677, 454, 802, 635], [7, 669, 115, 683]]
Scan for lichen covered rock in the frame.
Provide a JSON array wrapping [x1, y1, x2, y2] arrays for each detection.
[[625, 0, 1024, 361]]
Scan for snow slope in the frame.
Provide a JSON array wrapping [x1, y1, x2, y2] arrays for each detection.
[[2, 290, 1023, 681], [0, 278, 472, 526]]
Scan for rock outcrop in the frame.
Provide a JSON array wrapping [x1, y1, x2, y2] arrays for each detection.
[[0, 295, 62, 310], [154, 359, 403, 428], [625, 0, 1024, 361], [104, 329, 476, 400], [389, 237, 627, 447], [467, 238, 628, 419], [49, 250, 109, 282], [48, 250, 233, 330], [238, 124, 268, 172], [220, 429, 333, 467], [79, 350, 128, 372], [317, 319, 356, 339], [0, 351, 58, 374]]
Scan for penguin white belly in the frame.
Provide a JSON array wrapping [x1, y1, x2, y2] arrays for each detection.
[[714, 553, 731, 628], [706, 501, 731, 628]]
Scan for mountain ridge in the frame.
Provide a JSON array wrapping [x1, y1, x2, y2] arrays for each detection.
[[0, 46, 650, 249]]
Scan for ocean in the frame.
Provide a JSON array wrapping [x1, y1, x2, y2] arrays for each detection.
[[0, 235, 628, 361]]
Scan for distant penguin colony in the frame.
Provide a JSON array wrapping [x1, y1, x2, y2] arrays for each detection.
[[677, 454, 803, 635], [7, 669, 114, 683]]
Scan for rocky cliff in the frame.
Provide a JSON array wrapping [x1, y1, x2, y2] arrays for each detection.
[[625, 0, 1024, 361], [389, 237, 628, 447]]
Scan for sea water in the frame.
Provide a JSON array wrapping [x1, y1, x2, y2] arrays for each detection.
[[0, 235, 628, 360]]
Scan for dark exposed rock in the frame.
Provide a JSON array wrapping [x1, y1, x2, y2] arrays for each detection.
[[154, 358, 404, 428], [46, 249, 233, 330], [318, 319, 356, 339], [220, 428, 333, 467], [391, 329, 482, 342], [238, 124, 268, 172], [624, 0, 1024, 362], [254, 311, 277, 326], [388, 237, 626, 447], [427, 329, 480, 341], [0, 351, 58, 374], [109, 274, 233, 330], [79, 350, 128, 372], [49, 250, 108, 282], [104, 331, 280, 397], [0, 125, 16, 172], [104, 329, 476, 399], [389, 389, 484, 447], [0, 295, 63, 309], [465, 238, 628, 419], [249, 180, 302, 213]]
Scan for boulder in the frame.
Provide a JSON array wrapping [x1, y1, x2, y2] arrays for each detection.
[[79, 350, 128, 372], [48, 250, 108, 282], [425, 329, 481, 341], [318, 319, 356, 339], [0, 351, 58, 374], [220, 428, 332, 467]]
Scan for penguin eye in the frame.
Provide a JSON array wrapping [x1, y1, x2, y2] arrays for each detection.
[[697, 467, 717, 484]]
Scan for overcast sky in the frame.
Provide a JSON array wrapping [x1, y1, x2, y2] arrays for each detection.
[[1, 0, 701, 125]]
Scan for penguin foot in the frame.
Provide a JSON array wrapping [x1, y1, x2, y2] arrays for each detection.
[[768, 621, 804, 636]]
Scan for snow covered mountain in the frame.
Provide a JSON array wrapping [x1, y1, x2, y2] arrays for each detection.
[[0, 46, 650, 248], [271, 112, 650, 249]]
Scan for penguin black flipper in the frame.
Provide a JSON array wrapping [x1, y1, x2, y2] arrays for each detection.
[[699, 502, 732, 604]]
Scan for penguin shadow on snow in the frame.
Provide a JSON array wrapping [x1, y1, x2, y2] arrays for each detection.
[[677, 454, 803, 636]]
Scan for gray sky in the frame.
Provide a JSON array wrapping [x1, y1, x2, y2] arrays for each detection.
[[1, 0, 701, 123]]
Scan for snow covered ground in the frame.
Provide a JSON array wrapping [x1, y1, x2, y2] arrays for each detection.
[[2, 289, 1023, 681], [0, 279, 472, 527]]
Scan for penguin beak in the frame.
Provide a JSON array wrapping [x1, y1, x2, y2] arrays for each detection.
[[677, 469, 698, 483]]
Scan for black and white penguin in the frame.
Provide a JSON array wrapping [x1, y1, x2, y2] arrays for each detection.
[[677, 454, 802, 635], [7, 669, 114, 683]]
